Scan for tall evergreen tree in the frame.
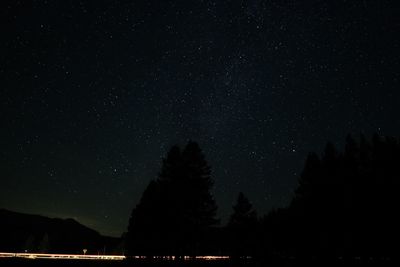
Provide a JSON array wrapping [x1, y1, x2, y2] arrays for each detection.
[[126, 180, 164, 255], [228, 192, 258, 257], [283, 134, 400, 258], [126, 141, 218, 256], [228, 192, 257, 227]]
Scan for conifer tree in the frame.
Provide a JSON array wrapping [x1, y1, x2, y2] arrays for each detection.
[[228, 192, 258, 257], [126, 141, 218, 256]]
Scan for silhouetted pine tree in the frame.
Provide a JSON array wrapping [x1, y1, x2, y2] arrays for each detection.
[[228, 192, 258, 258], [280, 134, 400, 258], [178, 142, 219, 255], [23, 234, 35, 253], [126, 141, 218, 256], [229, 193, 257, 227], [38, 233, 50, 253], [126, 180, 163, 256]]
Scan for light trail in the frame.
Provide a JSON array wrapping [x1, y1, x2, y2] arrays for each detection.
[[0, 252, 125, 260], [195, 256, 231, 260], [149, 255, 231, 260], [0, 252, 232, 261]]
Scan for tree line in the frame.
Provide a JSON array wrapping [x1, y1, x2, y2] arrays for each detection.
[[125, 134, 400, 259]]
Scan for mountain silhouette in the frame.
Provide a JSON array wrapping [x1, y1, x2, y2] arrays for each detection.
[[0, 209, 121, 254]]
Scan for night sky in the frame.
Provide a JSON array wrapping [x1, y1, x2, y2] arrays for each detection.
[[1, 1, 399, 237]]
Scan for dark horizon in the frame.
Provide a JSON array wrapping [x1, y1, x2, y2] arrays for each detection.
[[2, 134, 400, 261], [1, 0, 400, 238]]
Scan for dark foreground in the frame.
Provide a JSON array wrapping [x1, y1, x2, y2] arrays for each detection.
[[0, 257, 398, 267]]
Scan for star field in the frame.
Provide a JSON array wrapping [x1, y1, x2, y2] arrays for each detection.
[[1, 1, 399, 236]]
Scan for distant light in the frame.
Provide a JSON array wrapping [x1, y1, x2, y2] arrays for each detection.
[[0, 252, 125, 260]]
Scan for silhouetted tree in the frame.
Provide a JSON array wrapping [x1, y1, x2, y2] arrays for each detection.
[[270, 134, 400, 259], [126, 141, 218, 257], [23, 234, 35, 252], [126, 180, 163, 256], [38, 233, 50, 253], [229, 193, 257, 227], [228, 192, 258, 258]]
